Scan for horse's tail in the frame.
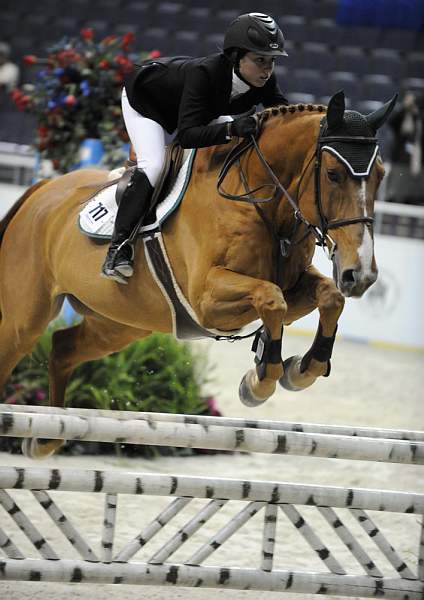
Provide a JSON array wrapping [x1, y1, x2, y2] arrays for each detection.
[[0, 179, 49, 248]]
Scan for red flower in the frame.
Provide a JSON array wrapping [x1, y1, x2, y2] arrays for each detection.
[[57, 50, 82, 67], [206, 396, 222, 417], [15, 95, 30, 110], [35, 389, 46, 402], [80, 28, 94, 41], [99, 59, 110, 69], [121, 32, 135, 49], [115, 54, 126, 65], [149, 50, 161, 59], [10, 88, 23, 102], [38, 126, 48, 139], [64, 94, 77, 106], [114, 54, 133, 73], [102, 35, 118, 45], [23, 54, 37, 66]]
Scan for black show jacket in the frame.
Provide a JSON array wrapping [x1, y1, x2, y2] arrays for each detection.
[[124, 53, 288, 149]]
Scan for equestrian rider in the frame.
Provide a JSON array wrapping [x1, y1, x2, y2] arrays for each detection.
[[101, 12, 289, 284]]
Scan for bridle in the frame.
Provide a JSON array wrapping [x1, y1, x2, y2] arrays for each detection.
[[217, 117, 377, 263]]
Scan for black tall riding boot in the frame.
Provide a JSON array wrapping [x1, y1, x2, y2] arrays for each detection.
[[101, 168, 153, 284]]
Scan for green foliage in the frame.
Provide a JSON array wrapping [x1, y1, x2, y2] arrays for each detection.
[[2, 322, 212, 417]]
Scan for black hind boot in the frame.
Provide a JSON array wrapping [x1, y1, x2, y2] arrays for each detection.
[[101, 168, 153, 284]]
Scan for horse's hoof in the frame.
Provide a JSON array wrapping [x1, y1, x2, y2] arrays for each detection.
[[279, 355, 304, 391], [21, 438, 47, 459], [21, 438, 35, 458], [239, 372, 267, 407], [21, 438, 62, 459]]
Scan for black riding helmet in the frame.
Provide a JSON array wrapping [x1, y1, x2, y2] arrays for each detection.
[[224, 13, 288, 57]]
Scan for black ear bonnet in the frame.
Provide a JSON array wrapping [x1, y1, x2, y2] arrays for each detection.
[[320, 110, 379, 178]]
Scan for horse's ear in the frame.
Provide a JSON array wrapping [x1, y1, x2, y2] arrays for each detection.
[[365, 94, 398, 132], [326, 90, 345, 129]]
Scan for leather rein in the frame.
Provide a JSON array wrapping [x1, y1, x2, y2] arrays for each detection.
[[217, 123, 376, 262]]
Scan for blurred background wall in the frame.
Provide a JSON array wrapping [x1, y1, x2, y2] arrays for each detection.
[[0, 0, 423, 348]]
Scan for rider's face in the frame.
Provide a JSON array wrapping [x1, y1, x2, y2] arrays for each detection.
[[238, 52, 275, 87]]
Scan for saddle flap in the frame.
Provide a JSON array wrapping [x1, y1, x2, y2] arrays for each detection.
[[78, 148, 196, 240]]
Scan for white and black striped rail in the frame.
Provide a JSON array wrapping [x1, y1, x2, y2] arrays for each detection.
[[0, 466, 422, 599], [0, 404, 423, 598], [2, 403, 423, 441], [1, 405, 423, 464]]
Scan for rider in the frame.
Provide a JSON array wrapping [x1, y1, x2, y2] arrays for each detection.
[[101, 12, 289, 284]]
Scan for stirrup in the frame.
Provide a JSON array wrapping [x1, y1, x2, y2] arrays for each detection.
[[113, 239, 134, 277], [101, 265, 130, 285], [101, 241, 132, 284]]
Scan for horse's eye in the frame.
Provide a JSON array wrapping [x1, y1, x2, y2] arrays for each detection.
[[327, 169, 342, 183]]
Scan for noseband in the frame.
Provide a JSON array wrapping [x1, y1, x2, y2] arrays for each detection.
[[217, 119, 377, 261]]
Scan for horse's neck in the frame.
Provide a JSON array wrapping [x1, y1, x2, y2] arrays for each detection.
[[244, 111, 321, 227], [253, 110, 323, 284], [260, 109, 322, 181]]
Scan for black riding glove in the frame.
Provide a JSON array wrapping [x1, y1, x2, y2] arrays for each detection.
[[230, 107, 258, 138]]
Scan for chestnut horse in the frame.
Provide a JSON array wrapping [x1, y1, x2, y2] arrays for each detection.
[[0, 92, 395, 458]]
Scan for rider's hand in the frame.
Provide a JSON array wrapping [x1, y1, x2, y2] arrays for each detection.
[[230, 107, 258, 138]]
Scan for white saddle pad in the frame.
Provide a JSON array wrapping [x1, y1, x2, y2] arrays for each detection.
[[78, 149, 196, 239]]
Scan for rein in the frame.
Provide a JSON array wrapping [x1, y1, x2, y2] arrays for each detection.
[[217, 122, 376, 264]]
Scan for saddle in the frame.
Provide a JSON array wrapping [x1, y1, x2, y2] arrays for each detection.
[[119, 142, 186, 220], [85, 141, 186, 220]]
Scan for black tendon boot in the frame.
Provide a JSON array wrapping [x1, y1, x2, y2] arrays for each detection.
[[101, 168, 153, 284]]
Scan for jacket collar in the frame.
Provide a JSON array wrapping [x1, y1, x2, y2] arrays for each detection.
[[231, 70, 251, 98]]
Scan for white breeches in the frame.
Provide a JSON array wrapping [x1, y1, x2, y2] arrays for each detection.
[[121, 88, 233, 188]]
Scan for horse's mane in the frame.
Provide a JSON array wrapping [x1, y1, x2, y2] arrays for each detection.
[[0, 179, 49, 248], [206, 103, 328, 170], [257, 102, 327, 126]]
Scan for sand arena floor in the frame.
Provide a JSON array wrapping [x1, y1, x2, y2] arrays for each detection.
[[0, 332, 422, 600]]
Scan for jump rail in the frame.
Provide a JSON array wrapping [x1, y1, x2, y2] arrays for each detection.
[[0, 404, 423, 599], [2, 403, 424, 441], [1, 405, 423, 464]]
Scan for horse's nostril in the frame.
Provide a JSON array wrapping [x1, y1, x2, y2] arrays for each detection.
[[341, 269, 356, 285]]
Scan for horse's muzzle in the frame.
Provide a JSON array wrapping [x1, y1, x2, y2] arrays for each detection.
[[339, 266, 378, 297]]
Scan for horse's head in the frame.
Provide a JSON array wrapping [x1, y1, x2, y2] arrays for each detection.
[[316, 91, 397, 297]]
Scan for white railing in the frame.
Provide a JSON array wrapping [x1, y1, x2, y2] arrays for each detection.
[[0, 404, 423, 598]]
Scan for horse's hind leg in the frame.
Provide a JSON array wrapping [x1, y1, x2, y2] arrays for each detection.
[[280, 265, 345, 391], [24, 314, 151, 459], [0, 293, 63, 392]]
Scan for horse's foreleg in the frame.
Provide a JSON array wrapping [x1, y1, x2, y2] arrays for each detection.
[[24, 315, 151, 459], [199, 267, 287, 406], [280, 265, 345, 391]]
